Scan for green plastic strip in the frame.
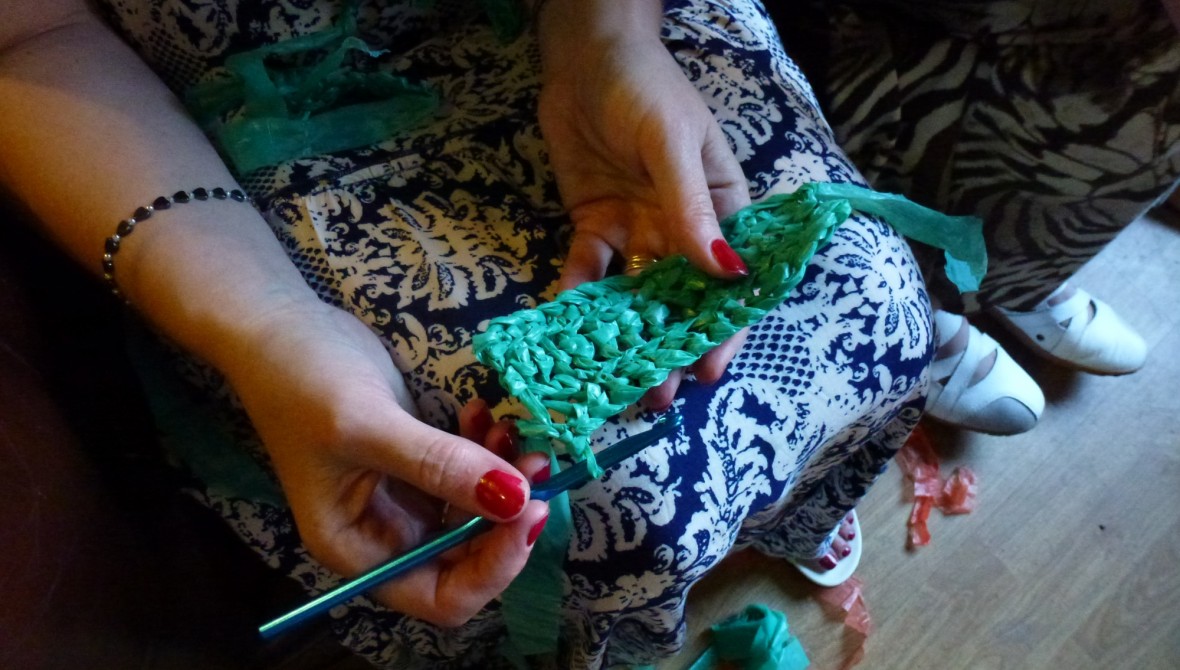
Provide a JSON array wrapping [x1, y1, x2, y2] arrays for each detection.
[[473, 182, 984, 476], [809, 182, 985, 294], [124, 319, 285, 506], [499, 454, 572, 659], [185, 2, 440, 173]]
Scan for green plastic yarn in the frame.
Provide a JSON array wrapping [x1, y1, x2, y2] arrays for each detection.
[[473, 182, 985, 475], [686, 604, 810, 670], [183, 1, 532, 174]]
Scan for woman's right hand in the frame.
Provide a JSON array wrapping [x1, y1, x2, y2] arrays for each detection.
[[222, 301, 550, 626], [3, 0, 549, 628]]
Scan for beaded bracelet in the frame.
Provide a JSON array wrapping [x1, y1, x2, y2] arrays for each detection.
[[102, 187, 250, 299]]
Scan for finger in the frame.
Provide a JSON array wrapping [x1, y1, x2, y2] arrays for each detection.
[[692, 328, 748, 384], [459, 400, 520, 462], [559, 225, 615, 291], [641, 368, 682, 411], [483, 419, 519, 462], [514, 451, 554, 486], [646, 122, 749, 279], [701, 121, 752, 220], [458, 398, 493, 442], [363, 497, 551, 626], [387, 452, 550, 622], [299, 471, 436, 578], [443, 445, 545, 528]]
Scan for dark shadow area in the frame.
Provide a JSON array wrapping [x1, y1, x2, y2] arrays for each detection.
[[0, 203, 367, 670]]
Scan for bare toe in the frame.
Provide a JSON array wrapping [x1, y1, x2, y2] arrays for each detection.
[[839, 515, 856, 541]]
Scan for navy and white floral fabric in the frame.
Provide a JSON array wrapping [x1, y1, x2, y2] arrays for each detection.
[[98, 0, 932, 667]]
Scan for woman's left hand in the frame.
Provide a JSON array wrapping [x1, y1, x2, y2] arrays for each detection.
[[536, 0, 751, 407]]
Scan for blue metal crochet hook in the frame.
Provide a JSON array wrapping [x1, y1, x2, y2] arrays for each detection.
[[258, 411, 682, 639]]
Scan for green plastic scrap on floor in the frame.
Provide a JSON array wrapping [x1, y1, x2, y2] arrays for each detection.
[[687, 604, 810, 670], [472, 182, 984, 476]]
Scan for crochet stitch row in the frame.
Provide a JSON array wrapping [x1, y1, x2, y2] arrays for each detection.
[[474, 182, 855, 475]]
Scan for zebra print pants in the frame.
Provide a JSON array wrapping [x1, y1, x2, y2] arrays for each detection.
[[779, 0, 1180, 311]]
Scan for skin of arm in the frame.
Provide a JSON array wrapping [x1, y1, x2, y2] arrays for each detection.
[[0, 0, 754, 625]]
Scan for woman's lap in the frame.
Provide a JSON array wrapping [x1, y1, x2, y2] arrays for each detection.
[[190, 1, 931, 667]]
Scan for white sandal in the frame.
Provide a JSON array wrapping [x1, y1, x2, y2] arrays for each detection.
[[991, 285, 1147, 375], [791, 511, 862, 588], [925, 310, 1044, 435]]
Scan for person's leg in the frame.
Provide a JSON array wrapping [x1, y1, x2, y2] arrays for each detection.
[[745, 393, 922, 566], [827, 0, 1180, 318], [810, 0, 1180, 432], [928, 1, 1176, 378], [540, 2, 933, 664]]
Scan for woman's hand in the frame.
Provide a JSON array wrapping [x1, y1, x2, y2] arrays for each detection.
[[3, 0, 549, 629], [223, 302, 550, 627], [537, 1, 751, 407]]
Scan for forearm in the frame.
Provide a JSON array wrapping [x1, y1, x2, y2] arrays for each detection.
[[535, 0, 665, 75], [0, 12, 321, 377]]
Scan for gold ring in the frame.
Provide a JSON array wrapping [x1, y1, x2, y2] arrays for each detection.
[[622, 253, 657, 276]]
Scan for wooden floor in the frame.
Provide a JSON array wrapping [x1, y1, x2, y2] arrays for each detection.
[[661, 207, 1180, 670]]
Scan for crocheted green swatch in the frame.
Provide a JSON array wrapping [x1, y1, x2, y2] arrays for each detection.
[[473, 182, 984, 475]]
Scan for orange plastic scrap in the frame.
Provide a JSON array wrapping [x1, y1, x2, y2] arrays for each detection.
[[816, 576, 872, 669], [896, 425, 978, 547], [907, 496, 933, 547], [939, 466, 978, 515], [897, 426, 941, 547], [894, 424, 940, 484]]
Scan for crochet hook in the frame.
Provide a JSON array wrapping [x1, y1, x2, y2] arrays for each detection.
[[258, 411, 683, 639]]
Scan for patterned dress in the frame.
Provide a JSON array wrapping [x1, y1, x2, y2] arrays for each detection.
[[97, 0, 931, 667]]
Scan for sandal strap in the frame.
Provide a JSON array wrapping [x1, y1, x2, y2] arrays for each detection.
[[1045, 289, 1093, 338], [938, 321, 995, 408], [992, 288, 1146, 375]]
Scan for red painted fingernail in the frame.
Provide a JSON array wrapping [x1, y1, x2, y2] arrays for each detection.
[[710, 238, 748, 276], [531, 465, 551, 484], [499, 425, 520, 454], [475, 470, 526, 518], [527, 513, 549, 546], [460, 399, 493, 442], [488, 423, 520, 461], [471, 402, 492, 435]]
